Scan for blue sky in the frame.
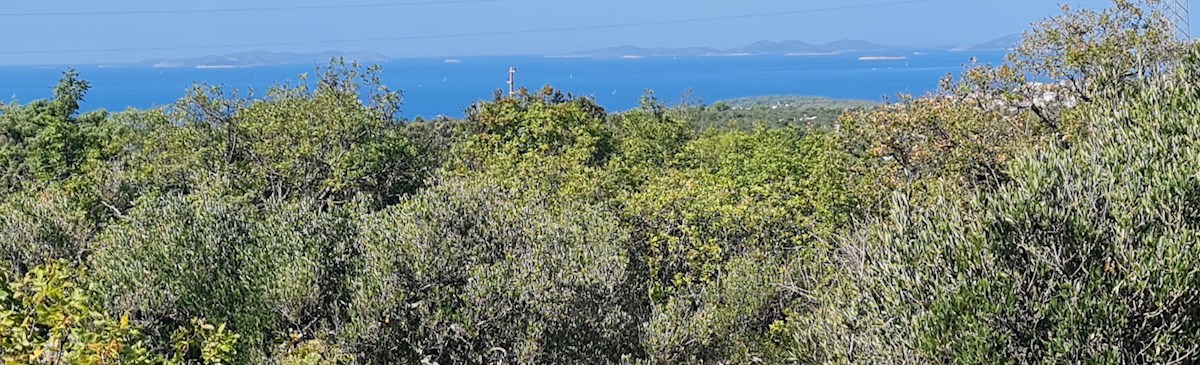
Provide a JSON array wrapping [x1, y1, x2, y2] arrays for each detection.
[[0, 0, 1157, 65]]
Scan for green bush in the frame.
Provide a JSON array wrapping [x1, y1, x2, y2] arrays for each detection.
[[4, 2, 1196, 363], [348, 174, 639, 364], [455, 86, 613, 172], [0, 70, 121, 193], [271, 338, 355, 365], [620, 127, 852, 363], [605, 93, 694, 190], [114, 60, 421, 206], [0, 262, 238, 365], [88, 194, 361, 363], [787, 59, 1200, 364], [0, 191, 92, 276]]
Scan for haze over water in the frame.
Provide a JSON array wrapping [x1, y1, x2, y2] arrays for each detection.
[[1, 50, 1006, 118]]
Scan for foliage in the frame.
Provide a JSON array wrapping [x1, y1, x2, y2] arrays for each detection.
[[88, 194, 360, 364], [0, 72, 131, 271], [0, 70, 120, 193], [623, 127, 853, 363], [835, 91, 1055, 210], [349, 175, 639, 364], [116, 60, 423, 206], [450, 86, 620, 205], [784, 45, 1200, 365], [1010, 0, 1181, 102], [271, 338, 355, 365], [698, 95, 878, 131], [0, 262, 238, 365], [172, 319, 241, 365], [605, 92, 694, 188], [0, 190, 93, 276], [3, 1, 1198, 363], [455, 86, 613, 171]]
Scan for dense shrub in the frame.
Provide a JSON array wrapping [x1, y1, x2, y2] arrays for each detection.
[[620, 127, 852, 363], [348, 175, 639, 364], [0, 191, 92, 276], [785, 56, 1200, 364], [3, 2, 1196, 364], [115, 61, 422, 206], [0, 262, 238, 364], [605, 93, 695, 189], [89, 195, 360, 363], [0, 70, 121, 193], [455, 87, 613, 172]]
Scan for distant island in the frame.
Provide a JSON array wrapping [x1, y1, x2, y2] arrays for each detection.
[[552, 37, 1017, 58], [553, 39, 893, 58], [134, 51, 390, 68], [128, 36, 1019, 68]]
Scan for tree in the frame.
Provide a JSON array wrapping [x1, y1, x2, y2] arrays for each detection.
[[1011, 0, 1180, 101], [788, 44, 1200, 365], [0, 69, 119, 192], [455, 86, 612, 171], [0, 70, 128, 277], [605, 92, 693, 189], [0, 69, 118, 194], [953, 0, 1183, 133], [115, 60, 422, 207], [836, 0, 1183, 207]]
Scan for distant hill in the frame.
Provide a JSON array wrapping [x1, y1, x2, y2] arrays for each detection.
[[555, 39, 893, 58], [136, 51, 391, 68], [554, 44, 722, 58], [952, 34, 1022, 51], [731, 40, 817, 54], [815, 39, 889, 53]]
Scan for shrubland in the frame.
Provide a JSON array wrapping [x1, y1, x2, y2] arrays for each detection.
[[2, 1, 1198, 363]]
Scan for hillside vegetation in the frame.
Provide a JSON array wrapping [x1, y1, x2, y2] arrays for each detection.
[[697, 96, 879, 129], [2, 1, 1198, 364]]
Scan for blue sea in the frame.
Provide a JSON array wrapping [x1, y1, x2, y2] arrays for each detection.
[[0, 51, 1007, 119]]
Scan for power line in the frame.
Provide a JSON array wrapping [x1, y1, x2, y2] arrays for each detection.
[[0, 0, 508, 17], [0, 0, 939, 55], [1163, 0, 1191, 39]]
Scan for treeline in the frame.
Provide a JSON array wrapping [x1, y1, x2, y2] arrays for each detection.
[[696, 96, 878, 130], [3, 1, 1200, 364]]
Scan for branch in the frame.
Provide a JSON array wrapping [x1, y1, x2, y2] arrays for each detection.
[[100, 200, 129, 220], [1029, 104, 1061, 134]]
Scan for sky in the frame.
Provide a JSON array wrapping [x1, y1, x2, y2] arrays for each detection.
[[0, 0, 1173, 65]]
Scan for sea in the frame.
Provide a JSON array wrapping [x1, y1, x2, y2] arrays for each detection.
[[0, 50, 1007, 119]]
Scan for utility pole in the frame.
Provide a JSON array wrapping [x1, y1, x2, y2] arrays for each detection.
[[1164, 0, 1191, 40], [507, 66, 517, 97]]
